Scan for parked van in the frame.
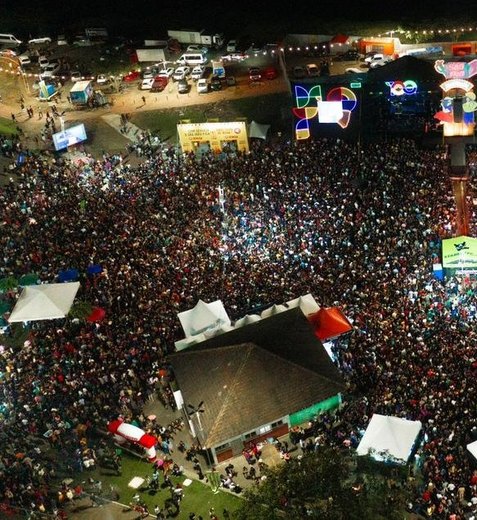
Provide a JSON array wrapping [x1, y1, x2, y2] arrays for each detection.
[[0, 34, 22, 46], [177, 53, 207, 66]]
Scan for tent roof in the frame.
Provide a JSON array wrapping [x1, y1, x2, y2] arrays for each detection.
[[330, 34, 349, 44], [249, 120, 270, 140], [178, 299, 231, 338], [467, 440, 477, 460], [308, 307, 353, 340], [8, 282, 80, 322], [286, 293, 320, 316], [356, 414, 422, 462]]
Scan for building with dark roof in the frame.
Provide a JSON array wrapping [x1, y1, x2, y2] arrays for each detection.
[[170, 307, 345, 463]]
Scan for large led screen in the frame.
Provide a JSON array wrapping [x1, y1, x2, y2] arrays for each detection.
[[52, 124, 87, 151]]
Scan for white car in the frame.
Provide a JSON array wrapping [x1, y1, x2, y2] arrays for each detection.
[[369, 57, 393, 68], [365, 53, 384, 64], [28, 37, 52, 45], [186, 44, 208, 54], [172, 66, 190, 81], [191, 65, 205, 80], [38, 56, 50, 68], [96, 74, 108, 84], [197, 78, 209, 93], [57, 35, 68, 46], [345, 67, 366, 74], [158, 67, 174, 78], [222, 52, 248, 62], [141, 78, 154, 90], [142, 70, 154, 80], [70, 71, 82, 82], [18, 54, 31, 66], [40, 62, 60, 78], [226, 40, 237, 52]]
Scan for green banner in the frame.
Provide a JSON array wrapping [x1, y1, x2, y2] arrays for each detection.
[[442, 236, 477, 268], [289, 394, 341, 427]]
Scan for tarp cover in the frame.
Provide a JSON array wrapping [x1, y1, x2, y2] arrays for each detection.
[[249, 120, 270, 140], [308, 306, 353, 340], [467, 440, 477, 460], [8, 282, 80, 322], [356, 414, 422, 463], [178, 299, 231, 338]]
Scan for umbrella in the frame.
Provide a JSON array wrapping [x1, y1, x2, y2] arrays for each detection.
[[58, 269, 79, 283], [18, 273, 39, 286], [87, 307, 106, 322], [87, 264, 103, 275]]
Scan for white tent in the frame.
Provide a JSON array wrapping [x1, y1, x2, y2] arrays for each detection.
[[8, 282, 80, 322], [286, 293, 320, 316], [178, 299, 231, 338], [356, 414, 422, 463], [174, 334, 207, 352], [261, 304, 287, 319], [234, 314, 262, 328], [249, 120, 270, 140], [467, 440, 477, 460]]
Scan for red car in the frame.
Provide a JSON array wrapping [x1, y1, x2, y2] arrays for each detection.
[[263, 66, 278, 80], [122, 70, 141, 82]]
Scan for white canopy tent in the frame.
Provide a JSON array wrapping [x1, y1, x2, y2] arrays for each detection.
[[261, 304, 287, 319], [356, 414, 422, 463], [8, 282, 80, 322], [178, 299, 231, 338], [234, 314, 262, 328], [467, 440, 477, 460], [286, 293, 320, 316], [249, 120, 270, 140]]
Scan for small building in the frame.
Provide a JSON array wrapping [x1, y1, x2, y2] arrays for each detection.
[[169, 307, 345, 464]]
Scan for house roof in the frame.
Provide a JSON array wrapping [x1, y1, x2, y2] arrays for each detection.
[[170, 308, 345, 447]]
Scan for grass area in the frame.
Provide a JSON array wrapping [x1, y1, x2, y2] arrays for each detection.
[[0, 116, 18, 135], [130, 92, 292, 144], [87, 452, 242, 518]]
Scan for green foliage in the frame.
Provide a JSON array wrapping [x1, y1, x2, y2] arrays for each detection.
[[0, 276, 18, 293], [234, 447, 411, 520], [68, 300, 93, 321]]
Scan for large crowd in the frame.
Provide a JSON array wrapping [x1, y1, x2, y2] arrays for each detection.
[[1, 131, 477, 519]]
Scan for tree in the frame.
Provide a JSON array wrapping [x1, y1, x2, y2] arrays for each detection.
[[233, 447, 411, 520], [68, 301, 93, 321]]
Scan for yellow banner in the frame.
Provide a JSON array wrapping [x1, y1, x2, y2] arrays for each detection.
[[177, 122, 249, 154]]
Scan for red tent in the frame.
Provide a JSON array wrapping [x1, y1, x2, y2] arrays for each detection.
[[308, 307, 353, 341], [330, 34, 349, 44], [87, 307, 106, 322]]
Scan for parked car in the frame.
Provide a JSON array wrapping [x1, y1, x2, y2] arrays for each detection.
[[248, 67, 261, 82], [0, 49, 17, 57], [306, 63, 320, 77], [345, 67, 366, 74], [210, 76, 222, 91], [18, 54, 31, 66], [73, 37, 92, 47], [38, 56, 50, 68], [151, 75, 168, 92], [221, 52, 248, 62], [263, 66, 278, 80], [191, 65, 205, 80], [177, 79, 190, 93], [70, 71, 83, 82], [40, 62, 60, 78], [197, 78, 209, 93], [96, 74, 108, 84], [123, 70, 141, 82], [57, 35, 68, 46], [364, 53, 384, 64], [142, 70, 154, 80], [28, 36, 51, 45], [187, 44, 208, 54], [157, 67, 174, 78], [293, 66, 306, 79], [226, 40, 237, 52], [335, 50, 360, 61], [141, 78, 154, 90], [172, 66, 191, 81], [369, 56, 393, 68]]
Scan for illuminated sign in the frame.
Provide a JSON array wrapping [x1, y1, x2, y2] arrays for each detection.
[[177, 121, 249, 154], [385, 80, 418, 96], [434, 59, 477, 79], [292, 84, 357, 139], [440, 78, 474, 92], [350, 82, 362, 89]]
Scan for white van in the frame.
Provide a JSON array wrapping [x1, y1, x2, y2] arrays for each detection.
[[177, 53, 207, 66], [0, 34, 22, 46]]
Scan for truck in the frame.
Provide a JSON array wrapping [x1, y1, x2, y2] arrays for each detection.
[[167, 29, 224, 48], [212, 60, 225, 79], [69, 80, 94, 106], [135, 48, 166, 63]]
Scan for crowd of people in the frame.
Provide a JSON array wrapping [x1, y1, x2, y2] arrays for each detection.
[[0, 131, 476, 519]]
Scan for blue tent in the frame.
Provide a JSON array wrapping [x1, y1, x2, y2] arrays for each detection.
[[87, 264, 103, 275], [58, 269, 79, 283]]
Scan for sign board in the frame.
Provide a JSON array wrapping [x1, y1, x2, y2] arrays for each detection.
[[177, 121, 249, 154], [442, 236, 477, 268], [289, 394, 341, 427]]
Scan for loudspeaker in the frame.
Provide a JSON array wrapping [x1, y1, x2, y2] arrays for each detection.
[[453, 97, 463, 123], [451, 142, 466, 167]]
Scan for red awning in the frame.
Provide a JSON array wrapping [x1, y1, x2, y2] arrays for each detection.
[[330, 34, 349, 44], [308, 307, 353, 341]]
